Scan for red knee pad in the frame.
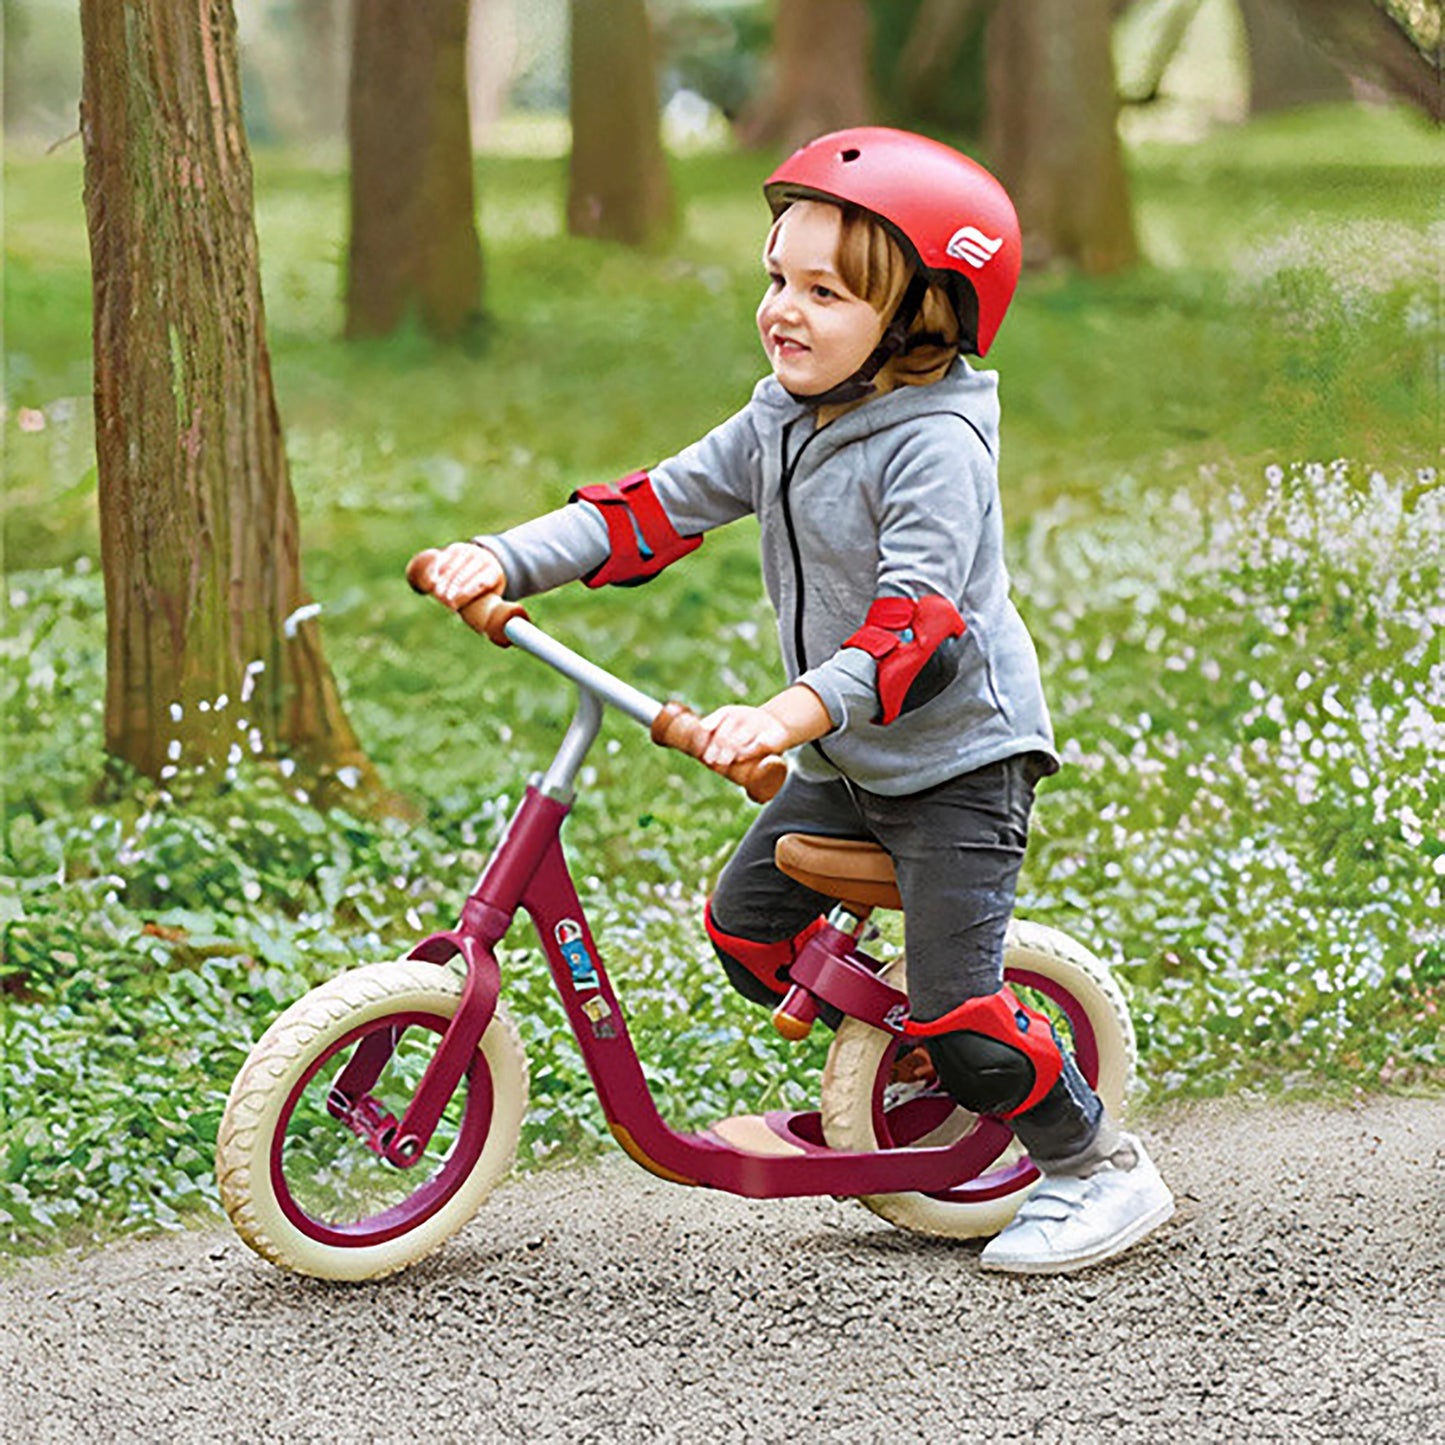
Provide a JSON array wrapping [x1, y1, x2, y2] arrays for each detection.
[[902, 985, 1064, 1117], [704, 900, 825, 997]]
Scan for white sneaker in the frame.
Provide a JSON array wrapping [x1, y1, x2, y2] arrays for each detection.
[[979, 1134, 1174, 1274]]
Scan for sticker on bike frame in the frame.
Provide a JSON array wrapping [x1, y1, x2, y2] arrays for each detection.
[[582, 995, 617, 1039], [555, 919, 600, 991]]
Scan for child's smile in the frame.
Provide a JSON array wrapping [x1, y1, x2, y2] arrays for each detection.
[[756, 201, 885, 398]]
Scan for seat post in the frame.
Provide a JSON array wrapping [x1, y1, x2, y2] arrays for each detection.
[[827, 902, 873, 936]]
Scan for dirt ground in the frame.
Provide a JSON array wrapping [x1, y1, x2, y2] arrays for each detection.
[[2, 1094, 1440, 1444]]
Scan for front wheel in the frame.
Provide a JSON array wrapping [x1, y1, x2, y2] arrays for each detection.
[[217, 958, 528, 1281], [820, 920, 1134, 1240]]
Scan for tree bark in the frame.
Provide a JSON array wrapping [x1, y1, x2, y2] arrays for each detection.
[[567, 0, 676, 247], [346, 0, 483, 340], [79, 0, 373, 791], [1269, 0, 1442, 120], [985, 0, 1138, 274], [735, 0, 874, 152]]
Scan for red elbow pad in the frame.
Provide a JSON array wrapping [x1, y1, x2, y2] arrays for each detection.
[[572, 471, 703, 588], [843, 595, 966, 724]]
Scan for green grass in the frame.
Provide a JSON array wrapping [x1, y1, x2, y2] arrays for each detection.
[[2, 104, 1441, 1253]]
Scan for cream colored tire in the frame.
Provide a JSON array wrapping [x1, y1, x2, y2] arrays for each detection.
[[820, 919, 1134, 1239], [217, 959, 527, 1281]]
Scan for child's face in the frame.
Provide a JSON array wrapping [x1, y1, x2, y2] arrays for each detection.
[[757, 201, 885, 398]]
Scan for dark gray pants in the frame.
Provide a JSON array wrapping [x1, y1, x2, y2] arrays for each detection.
[[709, 754, 1104, 1163]]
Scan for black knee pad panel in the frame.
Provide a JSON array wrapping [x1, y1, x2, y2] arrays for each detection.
[[715, 950, 787, 1008], [926, 1030, 1038, 1117]]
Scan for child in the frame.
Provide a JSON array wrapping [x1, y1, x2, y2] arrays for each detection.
[[424, 128, 1173, 1273]]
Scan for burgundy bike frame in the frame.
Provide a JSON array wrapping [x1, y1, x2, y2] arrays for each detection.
[[399, 781, 1038, 1198]]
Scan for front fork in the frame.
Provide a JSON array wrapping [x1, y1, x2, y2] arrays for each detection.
[[324, 924, 506, 1170]]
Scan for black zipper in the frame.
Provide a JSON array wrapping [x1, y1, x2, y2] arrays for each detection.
[[778, 419, 818, 669], [777, 418, 839, 767]]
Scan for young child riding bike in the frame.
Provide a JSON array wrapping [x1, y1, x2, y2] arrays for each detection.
[[424, 127, 1174, 1273]]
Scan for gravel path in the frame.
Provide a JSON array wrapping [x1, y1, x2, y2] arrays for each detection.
[[2, 1095, 1441, 1444]]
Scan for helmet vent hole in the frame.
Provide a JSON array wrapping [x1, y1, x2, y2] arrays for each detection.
[[840, 148, 860, 163]]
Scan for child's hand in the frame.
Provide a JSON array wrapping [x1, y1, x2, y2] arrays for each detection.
[[426, 542, 506, 611], [698, 705, 791, 770]]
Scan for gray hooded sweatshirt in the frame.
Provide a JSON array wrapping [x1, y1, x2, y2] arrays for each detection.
[[479, 359, 1056, 797]]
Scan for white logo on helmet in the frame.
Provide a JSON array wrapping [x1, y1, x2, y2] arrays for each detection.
[[946, 226, 1004, 269]]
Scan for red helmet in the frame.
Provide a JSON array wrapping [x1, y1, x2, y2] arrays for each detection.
[[764, 127, 1022, 357]]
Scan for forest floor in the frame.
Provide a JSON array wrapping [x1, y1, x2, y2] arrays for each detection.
[[2, 1093, 1440, 1443]]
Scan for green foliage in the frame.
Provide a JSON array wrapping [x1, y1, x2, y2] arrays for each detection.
[[1019, 463, 1443, 1095], [3, 106, 1441, 1253]]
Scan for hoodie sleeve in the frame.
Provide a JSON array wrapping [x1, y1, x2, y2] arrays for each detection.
[[794, 415, 995, 730], [475, 403, 761, 600]]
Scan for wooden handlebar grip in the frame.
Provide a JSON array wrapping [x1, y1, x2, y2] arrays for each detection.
[[650, 702, 787, 803], [406, 549, 525, 647]]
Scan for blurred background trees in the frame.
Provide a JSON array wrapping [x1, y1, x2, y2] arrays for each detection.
[[10, 0, 1436, 285], [346, 0, 483, 341], [985, 0, 1139, 272], [566, 0, 676, 246], [734, 0, 875, 151]]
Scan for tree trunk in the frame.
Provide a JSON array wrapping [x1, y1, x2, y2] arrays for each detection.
[[79, 0, 373, 791], [1269, 0, 1442, 120], [985, 0, 1139, 274], [735, 0, 874, 152], [346, 0, 483, 340], [1239, 0, 1356, 112], [567, 0, 676, 247], [895, 0, 988, 115]]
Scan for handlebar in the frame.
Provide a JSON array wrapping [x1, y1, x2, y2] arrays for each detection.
[[406, 550, 786, 804]]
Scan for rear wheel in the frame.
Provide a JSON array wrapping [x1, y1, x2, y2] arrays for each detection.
[[819, 920, 1133, 1239], [217, 959, 528, 1281]]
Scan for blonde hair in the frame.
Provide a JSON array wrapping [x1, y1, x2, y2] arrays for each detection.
[[830, 202, 960, 390]]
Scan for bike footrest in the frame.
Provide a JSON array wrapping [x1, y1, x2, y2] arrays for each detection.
[[705, 1113, 810, 1157]]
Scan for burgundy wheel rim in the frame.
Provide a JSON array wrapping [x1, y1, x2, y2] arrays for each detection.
[[873, 967, 1102, 1204], [269, 1011, 494, 1248]]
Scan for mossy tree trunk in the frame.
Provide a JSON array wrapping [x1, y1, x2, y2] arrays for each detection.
[[985, 0, 1138, 274], [346, 0, 483, 340], [736, 0, 875, 152], [567, 0, 676, 247], [79, 0, 374, 791]]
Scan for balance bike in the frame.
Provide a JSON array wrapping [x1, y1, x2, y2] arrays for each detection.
[[215, 554, 1134, 1281]]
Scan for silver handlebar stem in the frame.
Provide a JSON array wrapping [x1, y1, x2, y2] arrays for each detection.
[[503, 617, 662, 727], [501, 616, 668, 802]]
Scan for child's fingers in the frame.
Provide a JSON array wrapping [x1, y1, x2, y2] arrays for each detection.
[[431, 544, 501, 609], [700, 712, 771, 769]]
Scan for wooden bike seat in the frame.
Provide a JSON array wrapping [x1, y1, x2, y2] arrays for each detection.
[[774, 833, 901, 913]]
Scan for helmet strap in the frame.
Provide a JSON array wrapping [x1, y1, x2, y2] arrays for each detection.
[[784, 272, 930, 409]]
